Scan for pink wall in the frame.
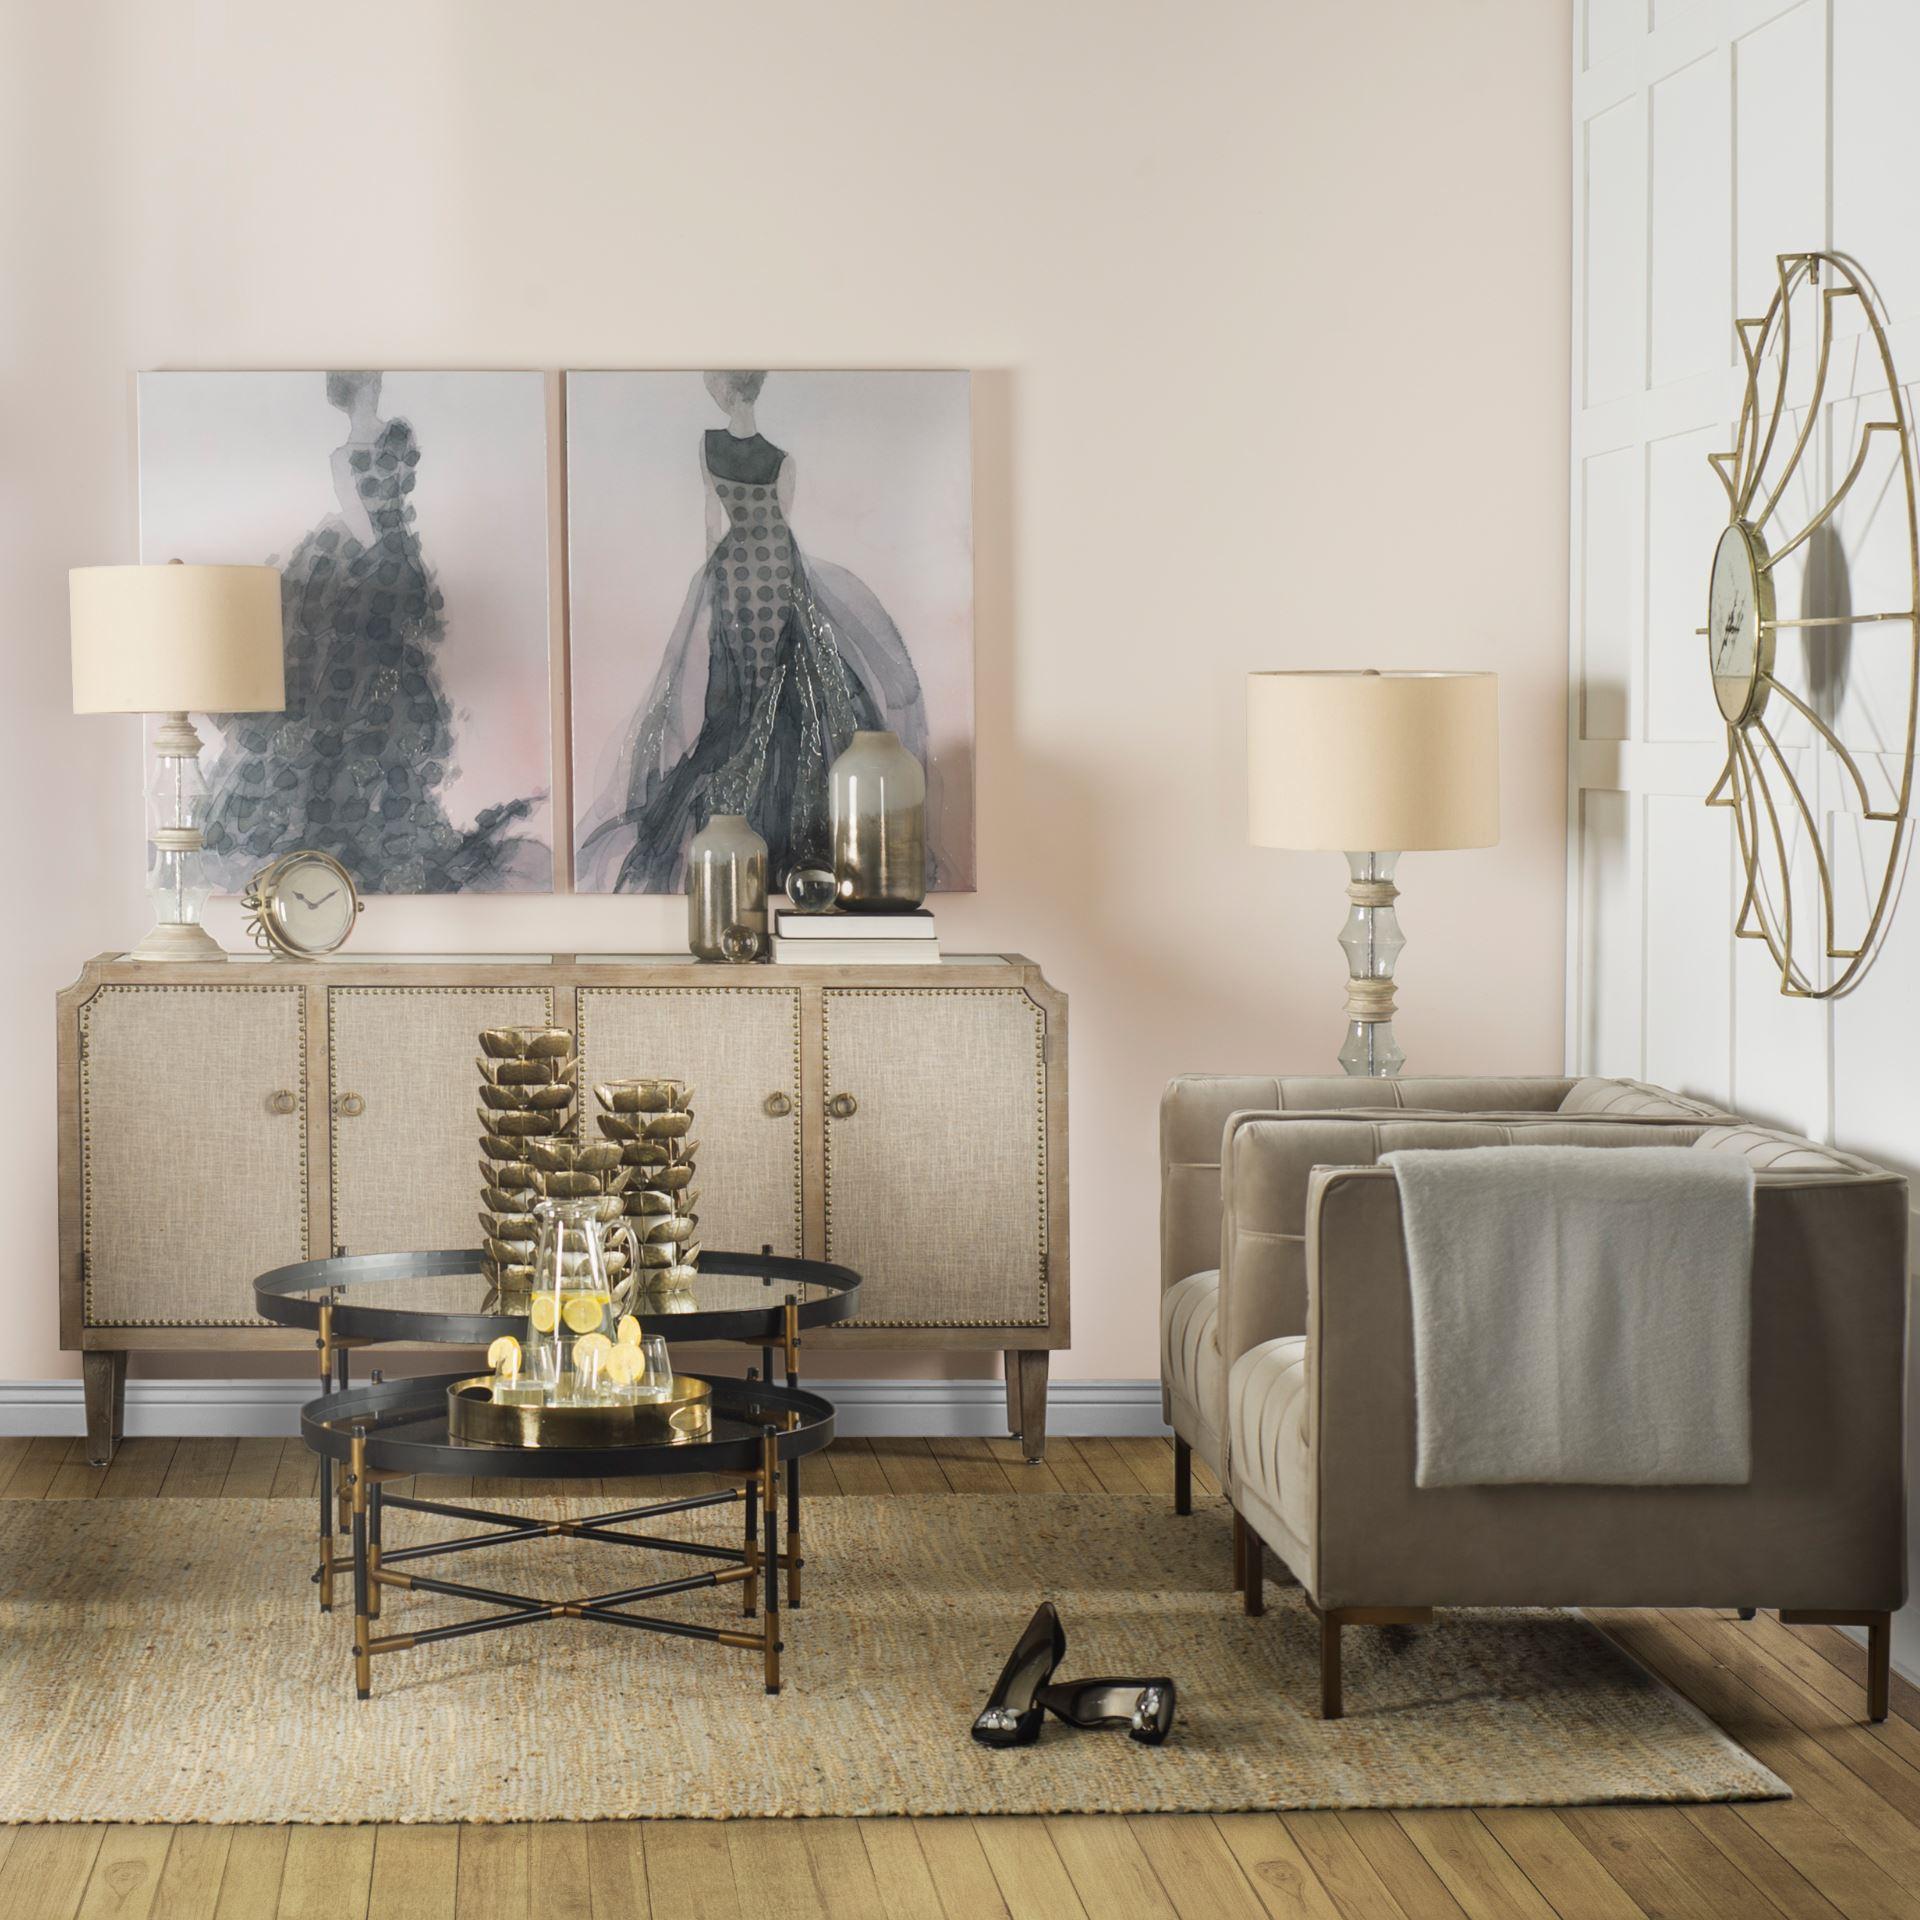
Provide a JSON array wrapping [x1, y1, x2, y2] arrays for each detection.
[[2, 0, 1572, 1390]]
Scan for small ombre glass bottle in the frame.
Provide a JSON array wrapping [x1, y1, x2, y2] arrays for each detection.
[[829, 730, 927, 911], [687, 813, 769, 961]]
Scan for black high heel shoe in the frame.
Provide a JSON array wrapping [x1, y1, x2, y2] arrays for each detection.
[[1038, 1677, 1177, 1746], [971, 1601, 1067, 1748]]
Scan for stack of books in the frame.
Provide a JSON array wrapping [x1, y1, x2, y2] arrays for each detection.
[[770, 908, 941, 965]]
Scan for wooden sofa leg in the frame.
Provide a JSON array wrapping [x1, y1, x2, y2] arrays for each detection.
[[1244, 1530, 1265, 1617], [1231, 1510, 1247, 1591], [1320, 1615, 1342, 1719], [1778, 1608, 1892, 1723], [1311, 1606, 1431, 1720], [1173, 1436, 1192, 1516]]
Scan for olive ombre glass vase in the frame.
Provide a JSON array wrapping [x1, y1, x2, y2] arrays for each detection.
[[829, 730, 927, 911], [687, 813, 769, 961]]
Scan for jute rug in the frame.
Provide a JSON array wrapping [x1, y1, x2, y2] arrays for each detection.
[[0, 1493, 1781, 1822]]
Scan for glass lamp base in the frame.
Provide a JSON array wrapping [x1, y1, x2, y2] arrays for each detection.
[[138, 714, 225, 964], [1336, 851, 1405, 1077], [1338, 1019, 1405, 1077]]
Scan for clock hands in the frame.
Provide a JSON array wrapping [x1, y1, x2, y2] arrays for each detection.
[[1714, 592, 1747, 671], [291, 888, 340, 910]]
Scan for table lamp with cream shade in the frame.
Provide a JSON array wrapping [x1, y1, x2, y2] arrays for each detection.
[[1248, 669, 1499, 1075], [70, 562, 285, 961]]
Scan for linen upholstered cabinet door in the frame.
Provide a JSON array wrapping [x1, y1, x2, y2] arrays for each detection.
[[79, 983, 309, 1331], [577, 986, 803, 1257], [820, 986, 1050, 1333], [327, 985, 555, 1255]]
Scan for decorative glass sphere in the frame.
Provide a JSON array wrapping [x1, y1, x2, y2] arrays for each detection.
[[784, 867, 838, 914]]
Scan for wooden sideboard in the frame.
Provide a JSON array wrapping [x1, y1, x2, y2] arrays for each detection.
[[57, 952, 1068, 1464]]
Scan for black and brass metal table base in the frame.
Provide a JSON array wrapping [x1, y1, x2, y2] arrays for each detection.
[[312, 1297, 375, 1614], [258, 1246, 860, 1618], [305, 1372, 834, 1700]]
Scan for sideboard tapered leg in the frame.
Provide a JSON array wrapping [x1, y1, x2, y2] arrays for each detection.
[[1012, 1351, 1050, 1463], [83, 1350, 127, 1468]]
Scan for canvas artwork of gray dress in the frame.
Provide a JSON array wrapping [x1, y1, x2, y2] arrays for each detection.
[[198, 372, 547, 894], [575, 373, 940, 893]]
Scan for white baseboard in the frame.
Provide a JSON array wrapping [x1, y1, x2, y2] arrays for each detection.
[[0, 1376, 1170, 1441]]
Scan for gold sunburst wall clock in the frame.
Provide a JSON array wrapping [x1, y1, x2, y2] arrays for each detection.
[[1704, 250, 1919, 998]]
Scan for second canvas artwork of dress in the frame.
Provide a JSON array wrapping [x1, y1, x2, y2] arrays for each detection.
[[136, 368, 974, 896], [568, 370, 975, 894]]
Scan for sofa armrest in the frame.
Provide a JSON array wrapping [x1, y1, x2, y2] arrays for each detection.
[[1299, 1164, 1909, 1611]]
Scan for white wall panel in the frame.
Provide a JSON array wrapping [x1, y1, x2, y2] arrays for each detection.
[[1574, 0, 1920, 1679], [1587, 0, 1645, 69], [1832, 0, 1920, 325], [1831, 819, 1920, 1177], [1646, 424, 1733, 741], [1826, 390, 1919, 787], [1649, 0, 1709, 36], [1730, 922, 1828, 1139], [1642, 794, 1733, 1102], [1577, 787, 1640, 1072], [1649, 54, 1730, 387], [1584, 99, 1646, 406], [1581, 447, 1638, 738], [1732, 4, 1828, 315]]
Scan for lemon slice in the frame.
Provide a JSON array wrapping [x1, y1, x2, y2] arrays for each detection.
[[572, 1331, 615, 1373], [562, 1294, 607, 1335], [616, 1314, 643, 1349], [486, 1334, 522, 1380], [602, 1343, 640, 1386], [529, 1294, 559, 1334]]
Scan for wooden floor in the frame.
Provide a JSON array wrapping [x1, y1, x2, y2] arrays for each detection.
[[1, 1431, 1915, 1920]]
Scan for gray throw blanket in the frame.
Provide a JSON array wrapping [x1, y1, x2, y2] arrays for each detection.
[[1383, 1144, 1755, 1487]]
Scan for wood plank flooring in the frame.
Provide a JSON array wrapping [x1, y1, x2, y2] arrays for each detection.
[[0, 1433, 1908, 1919]]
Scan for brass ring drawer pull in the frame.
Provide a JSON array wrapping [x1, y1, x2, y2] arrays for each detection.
[[267, 1089, 298, 1116], [827, 1092, 858, 1120], [335, 1093, 366, 1118], [764, 1091, 793, 1118]]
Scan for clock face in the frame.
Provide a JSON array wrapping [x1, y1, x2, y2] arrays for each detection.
[[267, 854, 357, 955], [1707, 521, 1774, 724]]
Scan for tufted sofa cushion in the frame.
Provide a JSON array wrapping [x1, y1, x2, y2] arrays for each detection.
[[1228, 1336, 1313, 1584], [1160, 1270, 1224, 1475]]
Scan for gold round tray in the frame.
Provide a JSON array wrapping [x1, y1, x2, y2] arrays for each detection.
[[446, 1374, 714, 1448]]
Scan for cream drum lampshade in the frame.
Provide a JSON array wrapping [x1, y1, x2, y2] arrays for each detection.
[[1246, 669, 1499, 851], [68, 562, 285, 963], [1246, 669, 1499, 1077], [69, 563, 285, 715]]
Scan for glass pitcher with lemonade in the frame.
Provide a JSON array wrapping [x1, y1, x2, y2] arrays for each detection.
[[525, 1197, 636, 1403]]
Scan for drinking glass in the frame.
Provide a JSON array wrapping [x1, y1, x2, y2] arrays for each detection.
[[637, 1335, 674, 1403]]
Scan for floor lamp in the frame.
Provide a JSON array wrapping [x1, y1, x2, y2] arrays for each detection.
[[1248, 669, 1499, 1076]]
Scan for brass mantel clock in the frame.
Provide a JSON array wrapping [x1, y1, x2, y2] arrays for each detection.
[[1704, 250, 1919, 998]]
